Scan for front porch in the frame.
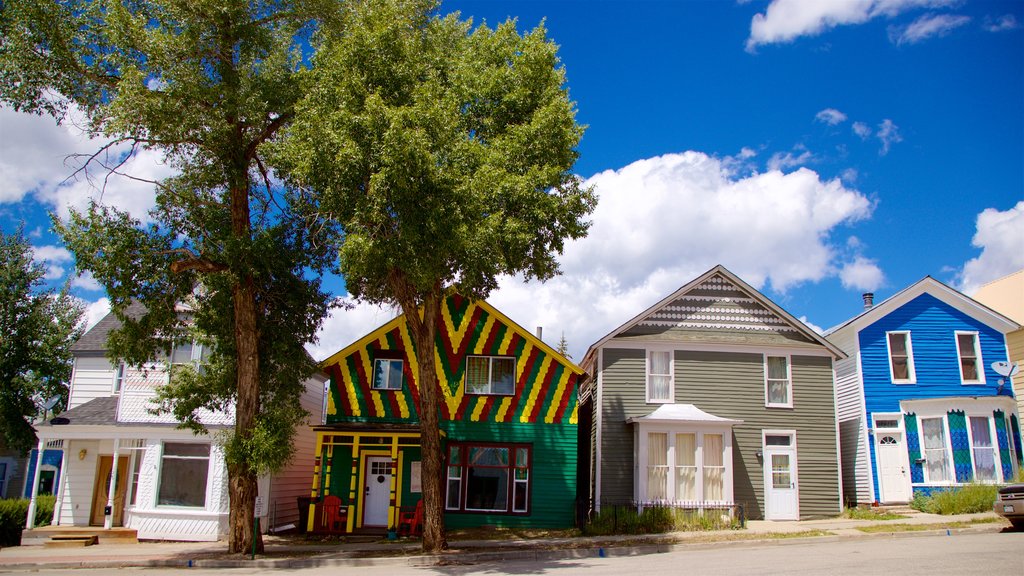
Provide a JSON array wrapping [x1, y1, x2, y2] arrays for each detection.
[[20, 525, 139, 546]]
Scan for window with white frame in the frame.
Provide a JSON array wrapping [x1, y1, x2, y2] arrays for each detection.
[[646, 350, 672, 403], [703, 434, 725, 500], [639, 429, 731, 503], [647, 433, 669, 500], [113, 362, 126, 393], [765, 356, 792, 408], [157, 443, 210, 507], [955, 332, 984, 383], [675, 433, 697, 500], [886, 331, 915, 383], [372, 358, 404, 390], [968, 416, 998, 482], [464, 356, 515, 395], [921, 417, 952, 483]]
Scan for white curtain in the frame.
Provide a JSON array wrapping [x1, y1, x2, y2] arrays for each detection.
[[647, 433, 667, 500], [703, 434, 724, 501], [675, 433, 696, 500]]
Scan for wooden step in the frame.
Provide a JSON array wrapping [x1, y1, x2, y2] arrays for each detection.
[[44, 535, 98, 547], [21, 526, 138, 546]]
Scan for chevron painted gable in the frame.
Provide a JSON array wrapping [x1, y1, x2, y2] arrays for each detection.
[[323, 295, 581, 426]]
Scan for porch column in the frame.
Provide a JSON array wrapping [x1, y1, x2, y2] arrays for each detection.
[[25, 438, 45, 529], [104, 439, 121, 529], [53, 443, 69, 525]]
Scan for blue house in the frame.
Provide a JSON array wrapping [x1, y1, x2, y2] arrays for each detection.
[[827, 277, 1022, 505]]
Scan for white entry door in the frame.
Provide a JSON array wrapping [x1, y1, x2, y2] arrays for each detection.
[[763, 434, 799, 520], [363, 456, 393, 527], [875, 432, 911, 503]]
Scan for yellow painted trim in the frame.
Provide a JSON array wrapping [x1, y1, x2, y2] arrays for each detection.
[[495, 396, 514, 421], [473, 314, 497, 355], [356, 450, 393, 529], [472, 299, 585, 375], [520, 355, 553, 423], [544, 368, 572, 424], [320, 314, 404, 368]]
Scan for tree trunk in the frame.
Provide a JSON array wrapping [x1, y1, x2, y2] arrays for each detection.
[[397, 282, 447, 553], [226, 177, 263, 554]]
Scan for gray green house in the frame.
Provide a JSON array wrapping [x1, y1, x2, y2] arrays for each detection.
[[579, 265, 846, 520]]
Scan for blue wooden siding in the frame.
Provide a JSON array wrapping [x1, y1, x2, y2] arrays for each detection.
[[859, 293, 1010, 417]]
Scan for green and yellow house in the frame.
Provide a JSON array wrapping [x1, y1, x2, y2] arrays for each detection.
[[306, 295, 583, 534]]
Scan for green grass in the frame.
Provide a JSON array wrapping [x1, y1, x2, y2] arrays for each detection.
[[843, 506, 906, 520], [855, 517, 1001, 533], [910, 484, 998, 515], [585, 506, 743, 536]]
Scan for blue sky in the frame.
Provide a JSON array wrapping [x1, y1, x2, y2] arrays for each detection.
[[2, 0, 1022, 361]]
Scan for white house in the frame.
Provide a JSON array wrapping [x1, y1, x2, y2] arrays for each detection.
[[24, 305, 326, 542]]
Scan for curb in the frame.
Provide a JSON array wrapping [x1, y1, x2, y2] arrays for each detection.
[[0, 523, 1009, 571]]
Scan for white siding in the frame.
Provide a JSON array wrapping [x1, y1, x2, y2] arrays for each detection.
[[68, 357, 116, 408], [265, 375, 325, 531], [829, 328, 873, 505], [116, 366, 232, 426], [56, 440, 100, 526]]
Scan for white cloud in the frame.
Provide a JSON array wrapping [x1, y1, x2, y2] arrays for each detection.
[[852, 122, 872, 139], [0, 105, 166, 224], [889, 13, 971, 45], [31, 245, 73, 280], [312, 152, 876, 361], [307, 300, 402, 362], [746, 0, 955, 52], [80, 297, 111, 332], [816, 108, 848, 125], [767, 146, 814, 171], [72, 270, 103, 292], [876, 119, 902, 155], [984, 14, 1019, 33], [958, 201, 1024, 294], [839, 256, 885, 291], [798, 315, 825, 335]]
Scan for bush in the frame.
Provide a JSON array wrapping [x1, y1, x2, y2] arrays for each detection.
[[910, 484, 998, 515], [0, 496, 55, 547], [585, 504, 742, 536]]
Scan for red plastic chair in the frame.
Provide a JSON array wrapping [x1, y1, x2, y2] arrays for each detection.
[[396, 500, 423, 537]]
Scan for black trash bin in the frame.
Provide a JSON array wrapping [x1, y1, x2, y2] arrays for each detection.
[[297, 496, 313, 533]]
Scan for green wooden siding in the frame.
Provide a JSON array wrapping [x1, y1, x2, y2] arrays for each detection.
[[598, 347, 840, 519]]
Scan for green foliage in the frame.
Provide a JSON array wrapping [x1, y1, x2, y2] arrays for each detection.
[[909, 484, 999, 515], [0, 230, 84, 453], [842, 506, 906, 520], [585, 505, 743, 536], [0, 495, 55, 547]]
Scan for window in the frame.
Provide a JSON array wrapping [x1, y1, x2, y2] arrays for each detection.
[[921, 417, 951, 483], [129, 455, 141, 506], [445, 443, 530, 514], [675, 433, 696, 500], [765, 356, 792, 408], [647, 433, 668, 500], [0, 462, 7, 498], [157, 443, 210, 507], [113, 362, 125, 394], [969, 416, 998, 483], [464, 356, 515, 395], [647, 350, 672, 403], [703, 434, 724, 500], [886, 332, 915, 383], [372, 358, 404, 390], [956, 332, 984, 383]]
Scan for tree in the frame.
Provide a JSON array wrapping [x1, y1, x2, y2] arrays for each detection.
[[0, 229, 84, 454], [1, 0, 340, 553], [274, 0, 596, 552]]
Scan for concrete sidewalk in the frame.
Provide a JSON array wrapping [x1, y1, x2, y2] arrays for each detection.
[[0, 511, 1011, 571]]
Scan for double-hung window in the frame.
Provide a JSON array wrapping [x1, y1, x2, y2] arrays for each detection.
[[921, 417, 952, 483], [955, 332, 984, 384], [647, 433, 669, 500], [372, 357, 404, 390], [157, 443, 210, 507], [445, 443, 530, 514], [968, 416, 998, 482], [886, 331, 915, 383], [113, 362, 126, 394], [764, 356, 792, 408], [646, 350, 672, 403], [641, 430, 730, 503], [465, 356, 515, 395]]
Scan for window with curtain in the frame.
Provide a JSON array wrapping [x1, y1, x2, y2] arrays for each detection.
[[703, 434, 724, 500], [647, 350, 671, 402], [464, 356, 516, 395], [765, 356, 791, 407], [921, 417, 951, 483], [675, 433, 696, 501], [157, 443, 210, 507], [445, 443, 531, 514], [647, 433, 668, 500], [956, 333, 982, 383], [887, 332, 915, 382], [969, 416, 997, 482]]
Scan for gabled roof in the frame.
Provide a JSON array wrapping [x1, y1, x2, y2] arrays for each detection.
[[824, 276, 1020, 337], [71, 301, 147, 353], [320, 296, 583, 375], [582, 265, 845, 368], [626, 403, 742, 425]]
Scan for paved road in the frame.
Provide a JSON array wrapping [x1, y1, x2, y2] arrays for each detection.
[[9, 530, 1023, 576]]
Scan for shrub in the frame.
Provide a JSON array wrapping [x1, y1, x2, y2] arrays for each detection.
[[910, 484, 998, 515], [585, 504, 742, 536], [0, 496, 55, 547]]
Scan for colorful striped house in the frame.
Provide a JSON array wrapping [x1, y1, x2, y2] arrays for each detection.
[[307, 295, 582, 534]]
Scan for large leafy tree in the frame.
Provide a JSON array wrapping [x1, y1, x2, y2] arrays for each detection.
[[275, 0, 596, 552], [1, 0, 340, 553], [0, 230, 84, 454]]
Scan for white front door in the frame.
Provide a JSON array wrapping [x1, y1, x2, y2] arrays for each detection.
[[763, 434, 799, 520], [875, 432, 912, 503], [363, 456, 393, 527]]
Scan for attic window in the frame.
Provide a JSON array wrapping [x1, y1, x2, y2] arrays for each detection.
[[464, 356, 515, 395]]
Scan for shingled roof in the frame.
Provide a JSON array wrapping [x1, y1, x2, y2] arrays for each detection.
[[71, 301, 147, 354], [42, 396, 118, 427]]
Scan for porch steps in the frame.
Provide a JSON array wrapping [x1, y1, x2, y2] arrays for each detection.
[[20, 527, 139, 547], [877, 504, 921, 516]]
